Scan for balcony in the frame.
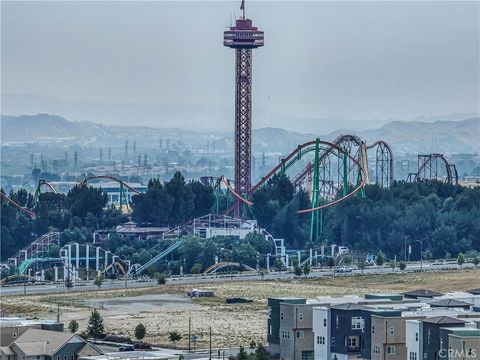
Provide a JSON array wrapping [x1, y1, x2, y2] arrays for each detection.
[[347, 346, 360, 354]]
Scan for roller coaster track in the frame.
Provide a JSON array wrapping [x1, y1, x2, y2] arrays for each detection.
[[414, 153, 458, 185], [0, 191, 36, 218], [203, 261, 256, 274], [33, 179, 57, 203], [127, 240, 184, 277], [251, 138, 364, 193], [79, 175, 141, 194]]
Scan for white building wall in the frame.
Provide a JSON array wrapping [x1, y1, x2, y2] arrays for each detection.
[[406, 320, 423, 360], [313, 307, 330, 360]]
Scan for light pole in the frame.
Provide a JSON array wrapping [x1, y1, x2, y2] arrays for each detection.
[[415, 240, 423, 271], [404, 235, 411, 261]]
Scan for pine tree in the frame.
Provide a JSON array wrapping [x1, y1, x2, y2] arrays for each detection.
[[86, 309, 105, 339], [135, 323, 146, 340]]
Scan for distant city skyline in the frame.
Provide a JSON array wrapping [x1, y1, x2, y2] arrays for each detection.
[[1, 1, 479, 132]]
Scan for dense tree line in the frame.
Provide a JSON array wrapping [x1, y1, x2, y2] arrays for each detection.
[[2, 170, 479, 265], [131, 171, 215, 226], [251, 175, 480, 260], [1, 184, 125, 260]]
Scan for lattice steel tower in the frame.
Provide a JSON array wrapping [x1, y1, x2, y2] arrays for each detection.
[[224, 1, 264, 217]]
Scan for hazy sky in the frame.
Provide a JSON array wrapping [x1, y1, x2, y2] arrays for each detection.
[[1, 1, 479, 131]]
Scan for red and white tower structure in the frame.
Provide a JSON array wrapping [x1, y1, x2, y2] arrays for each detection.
[[224, 1, 264, 217]]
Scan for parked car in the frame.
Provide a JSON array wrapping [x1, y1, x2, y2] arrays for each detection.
[[337, 266, 352, 273], [118, 344, 135, 352]]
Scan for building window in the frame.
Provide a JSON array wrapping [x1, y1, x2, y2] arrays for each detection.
[[428, 330, 431, 344], [387, 346, 396, 355], [280, 312, 284, 321], [332, 337, 336, 346], [57, 356, 60, 360], [301, 350, 314, 360], [410, 352, 418, 360], [336, 316, 339, 328], [319, 336, 325, 345], [372, 325, 375, 334], [299, 313, 304, 321], [324, 318, 327, 327], [415, 332, 418, 341], [351, 316, 364, 330], [12, 333, 17, 338], [296, 330, 304, 339], [389, 327, 395, 335], [71, 355, 74, 360], [423, 353, 427, 360], [468, 349, 474, 357], [317, 336, 320, 344], [373, 345, 381, 355], [347, 336, 357, 347], [281, 330, 291, 339]]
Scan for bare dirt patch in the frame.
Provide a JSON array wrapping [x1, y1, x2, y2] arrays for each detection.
[[2, 269, 479, 349]]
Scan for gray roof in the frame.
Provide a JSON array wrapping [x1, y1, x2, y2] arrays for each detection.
[[422, 316, 467, 325], [430, 299, 471, 307], [13, 329, 84, 356], [331, 303, 368, 310], [468, 288, 480, 295], [403, 289, 444, 298]]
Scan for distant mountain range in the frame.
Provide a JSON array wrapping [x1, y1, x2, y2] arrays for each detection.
[[1, 113, 479, 155], [2, 93, 478, 134]]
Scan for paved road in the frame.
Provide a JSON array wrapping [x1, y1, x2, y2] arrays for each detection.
[[1, 261, 474, 296]]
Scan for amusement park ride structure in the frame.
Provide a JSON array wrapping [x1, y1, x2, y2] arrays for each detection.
[[0, 1, 462, 280]]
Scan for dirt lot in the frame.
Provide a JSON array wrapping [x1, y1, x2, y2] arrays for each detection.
[[2, 269, 479, 349]]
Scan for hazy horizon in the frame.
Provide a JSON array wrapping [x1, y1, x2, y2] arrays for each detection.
[[2, 1, 479, 132]]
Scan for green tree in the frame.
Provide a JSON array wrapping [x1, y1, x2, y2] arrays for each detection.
[[68, 320, 79, 333], [94, 276, 103, 288], [303, 263, 311, 276], [135, 323, 146, 340], [389, 260, 396, 271], [376, 251, 385, 266], [293, 265, 302, 276], [86, 309, 106, 339], [237, 346, 248, 360], [457, 253, 465, 266], [254, 343, 269, 360], [249, 340, 257, 349], [327, 257, 335, 269], [357, 260, 366, 274], [343, 255, 352, 265], [168, 331, 182, 343], [155, 272, 166, 285], [473, 256, 480, 266], [399, 261, 407, 271]]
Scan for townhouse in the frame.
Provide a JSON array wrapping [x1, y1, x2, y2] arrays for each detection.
[[269, 288, 480, 360]]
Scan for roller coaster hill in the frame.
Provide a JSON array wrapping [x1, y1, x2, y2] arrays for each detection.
[[1, 135, 460, 283]]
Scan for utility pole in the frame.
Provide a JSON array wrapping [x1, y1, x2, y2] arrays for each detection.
[[188, 316, 191, 353], [57, 305, 60, 323], [209, 326, 212, 360], [74, 151, 78, 171]]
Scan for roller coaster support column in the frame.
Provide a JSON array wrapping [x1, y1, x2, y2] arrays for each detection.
[[95, 247, 100, 271], [75, 243, 80, 270], [343, 151, 348, 196], [54, 266, 58, 281], [85, 245, 90, 280], [310, 139, 321, 243]]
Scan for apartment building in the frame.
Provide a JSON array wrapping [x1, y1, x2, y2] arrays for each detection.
[[271, 289, 480, 360], [268, 297, 307, 355], [439, 328, 480, 360]]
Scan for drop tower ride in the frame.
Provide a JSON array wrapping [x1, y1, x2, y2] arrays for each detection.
[[224, 0, 264, 217]]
